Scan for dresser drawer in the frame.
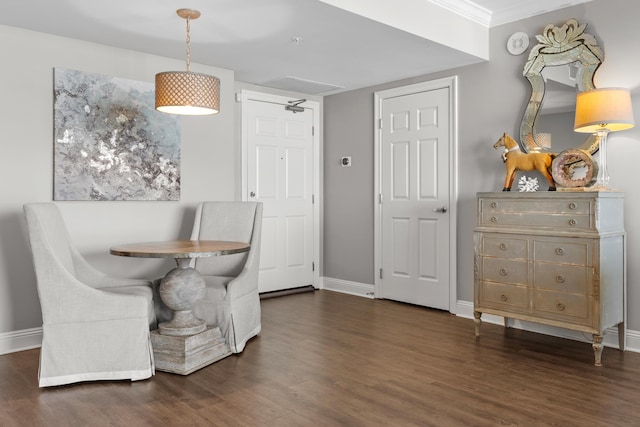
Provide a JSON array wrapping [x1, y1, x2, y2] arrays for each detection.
[[533, 263, 589, 294], [534, 240, 589, 265], [480, 198, 591, 215], [479, 282, 528, 310], [480, 236, 528, 259], [482, 258, 528, 285], [479, 212, 590, 229], [533, 290, 590, 323]]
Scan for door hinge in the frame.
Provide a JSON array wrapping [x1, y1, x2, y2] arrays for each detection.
[[379, 118, 383, 130], [312, 194, 315, 204], [379, 193, 383, 204], [312, 126, 315, 136], [379, 268, 383, 279], [312, 262, 315, 272]]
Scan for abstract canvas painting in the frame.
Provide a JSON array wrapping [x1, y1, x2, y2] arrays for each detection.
[[54, 68, 180, 201]]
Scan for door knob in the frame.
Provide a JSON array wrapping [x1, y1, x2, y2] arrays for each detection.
[[433, 207, 448, 213]]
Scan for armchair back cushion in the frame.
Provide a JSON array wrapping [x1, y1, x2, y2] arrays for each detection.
[[191, 202, 256, 276]]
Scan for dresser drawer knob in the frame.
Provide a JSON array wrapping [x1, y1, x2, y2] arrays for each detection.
[[569, 218, 577, 226], [557, 303, 566, 311], [499, 242, 508, 251], [499, 268, 508, 276], [500, 294, 508, 302], [555, 248, 564, 256], [490, 216, 498, 223], [569, 202, 577, 210], [556, 275, 565, 283], [491, 202, 498, 208]]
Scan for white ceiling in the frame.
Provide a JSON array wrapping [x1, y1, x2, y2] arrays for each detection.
[[0, 0, 591, 94]]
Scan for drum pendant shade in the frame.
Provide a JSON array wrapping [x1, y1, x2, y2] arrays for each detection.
[[155, 9, 220, 116]]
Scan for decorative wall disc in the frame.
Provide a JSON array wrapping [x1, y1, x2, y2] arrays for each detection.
[[507, 32, 529, 55]]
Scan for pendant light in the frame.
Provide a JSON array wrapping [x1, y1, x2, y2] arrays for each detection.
[[155, 8, 220, 115]]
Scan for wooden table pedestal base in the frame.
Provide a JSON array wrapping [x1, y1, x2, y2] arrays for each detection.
[[110, 241, 250, 375], [150, 327, 232, 375]]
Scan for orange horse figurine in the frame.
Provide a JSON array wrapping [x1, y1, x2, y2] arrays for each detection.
[[493, 133, 556, 191]]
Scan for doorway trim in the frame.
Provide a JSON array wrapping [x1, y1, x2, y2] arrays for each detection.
[[373, 76, 458, 313], [240, 90, 321, 289]]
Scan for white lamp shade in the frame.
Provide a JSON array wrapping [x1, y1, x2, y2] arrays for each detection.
[[574, 88, 635, 133]]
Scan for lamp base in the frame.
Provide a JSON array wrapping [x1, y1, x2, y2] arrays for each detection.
[[591, 129, 610, 188]]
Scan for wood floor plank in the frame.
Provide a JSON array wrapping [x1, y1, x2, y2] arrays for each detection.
[[1, 290, 640, 426]]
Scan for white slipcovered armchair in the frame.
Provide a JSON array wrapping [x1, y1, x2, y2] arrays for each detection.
[[189, 201, 263, 353], [23, 203, 156, 387]]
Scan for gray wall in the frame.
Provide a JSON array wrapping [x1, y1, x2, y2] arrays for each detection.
[[3, 0, 640, 349], [0, 25, 236, 337], [324, 88, 374, 282], [323, 0, 640, 329]]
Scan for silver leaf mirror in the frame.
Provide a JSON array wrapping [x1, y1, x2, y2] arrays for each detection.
[[520, 19, 603, 154]]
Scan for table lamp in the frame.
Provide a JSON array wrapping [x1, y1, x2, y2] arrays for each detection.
[[574, 88, 635, 188]]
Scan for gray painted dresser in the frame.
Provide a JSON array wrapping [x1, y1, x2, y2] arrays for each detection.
[[473, 191, 626, 366]]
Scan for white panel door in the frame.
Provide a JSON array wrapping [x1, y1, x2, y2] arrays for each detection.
[[380, 87, 451, 309], [246, 99, 314, 293]]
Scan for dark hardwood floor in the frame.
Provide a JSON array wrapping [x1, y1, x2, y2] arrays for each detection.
[[1, 290, 639, 426]]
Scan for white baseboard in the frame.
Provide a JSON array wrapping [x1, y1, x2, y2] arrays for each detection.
[[2, 299, 638, 356], [456, 300, 640, 353], [0, 327, 42, 355], [321, 277, 375, 299]]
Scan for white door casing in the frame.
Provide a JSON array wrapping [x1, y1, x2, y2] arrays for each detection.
[[241, 91, 320, 293], [374, 77, 458, 312]]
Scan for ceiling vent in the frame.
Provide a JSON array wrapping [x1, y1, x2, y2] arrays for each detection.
[[260, 76, 344, 95]]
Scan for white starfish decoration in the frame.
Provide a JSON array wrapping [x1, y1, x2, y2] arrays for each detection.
[[518, 176, 539, 192]]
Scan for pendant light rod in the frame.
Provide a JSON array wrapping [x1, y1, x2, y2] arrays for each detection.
[[176, 9, 200, 72]]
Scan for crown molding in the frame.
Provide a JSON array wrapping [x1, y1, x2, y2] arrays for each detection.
[[430, 0, 592, 28], [428, 0, 492, 27]]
